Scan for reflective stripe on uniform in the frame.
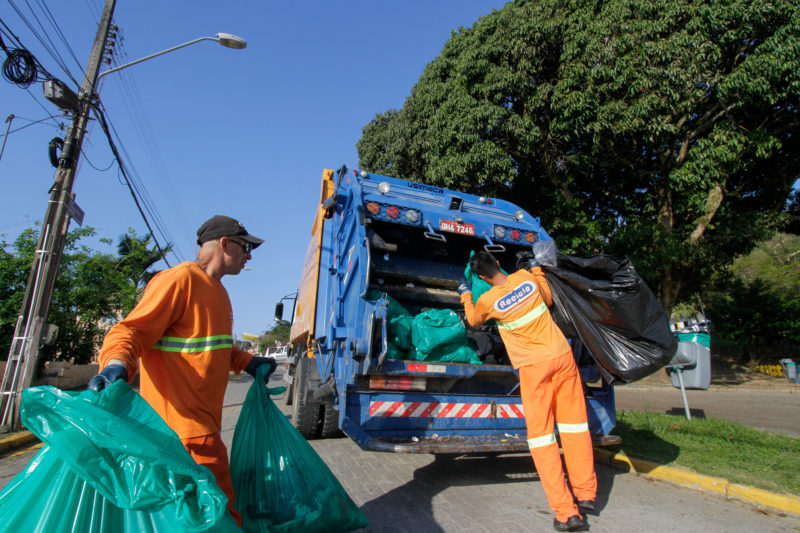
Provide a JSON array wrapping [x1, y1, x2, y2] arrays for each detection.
[[153, 335, 233, 353], [496, 302, 548, 331], [557, 422, 589, 433], [527, 432, 557, 449]]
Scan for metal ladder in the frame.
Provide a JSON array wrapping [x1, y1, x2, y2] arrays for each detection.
[[0, 225, 52, 430]]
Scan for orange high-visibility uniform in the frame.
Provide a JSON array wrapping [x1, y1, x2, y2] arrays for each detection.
[[461, 267, 596, 522], [99, 261, 252, 525]]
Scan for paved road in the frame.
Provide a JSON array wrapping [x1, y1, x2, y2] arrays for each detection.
[[2, 371, 799, 532], [615, 382, 800, 437]]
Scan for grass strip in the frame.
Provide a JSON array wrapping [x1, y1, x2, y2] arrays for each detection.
[[609, 410, 800, 495]]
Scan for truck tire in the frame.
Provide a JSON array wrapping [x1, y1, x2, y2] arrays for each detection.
[[291, 355, 321, 438], [319, 402, 343, 438]]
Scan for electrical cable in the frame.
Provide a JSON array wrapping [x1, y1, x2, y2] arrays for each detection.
[[47, 136, 63, 167], [103, 36, 191, 257], [96, 102, 185, 264], [0, 115, 59, 138], [79, 146, 114, 171], [91, 104, 173, 268], [6, 1, 79, 85], [0, 17, 58, 81], [0, 30, 37, 86], [31, 0, 85, 75]]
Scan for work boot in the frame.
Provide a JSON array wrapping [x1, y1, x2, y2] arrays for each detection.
[[553, 514, 585, 531], [576, 499, 595, 512]]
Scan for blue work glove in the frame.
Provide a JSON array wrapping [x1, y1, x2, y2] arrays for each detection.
[[87, 363, 127, 392], [245, 356, 277, 381], [457, 278, 472, 295]]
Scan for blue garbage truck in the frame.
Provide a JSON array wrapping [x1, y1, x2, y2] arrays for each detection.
[[276, 167, 618, 453]]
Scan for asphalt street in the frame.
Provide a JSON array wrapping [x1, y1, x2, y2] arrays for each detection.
[[1, 370, 799, 532], [222, 371, 800, 533], [614, 379, 800, 437]]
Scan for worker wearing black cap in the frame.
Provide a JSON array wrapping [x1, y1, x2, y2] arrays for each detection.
[[89, 215, 273, 527]]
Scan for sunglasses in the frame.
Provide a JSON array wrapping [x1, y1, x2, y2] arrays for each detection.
[[227, 238, 252, 255]]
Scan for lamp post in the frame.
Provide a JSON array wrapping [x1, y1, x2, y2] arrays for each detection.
[[0, 0, 247, 430], [95, 33, 246, 84]]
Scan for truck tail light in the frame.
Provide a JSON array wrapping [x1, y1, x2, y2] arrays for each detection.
[[510, 229, 521, 241], [369, 375, 426, 391], [366, 202, 380, 215], [386, 206, 400, 219], [525, 232, 536, 243]]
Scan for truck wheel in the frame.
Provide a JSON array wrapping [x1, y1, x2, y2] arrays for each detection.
[[291, 355, 321, 438], [319, 402, 343, 438]]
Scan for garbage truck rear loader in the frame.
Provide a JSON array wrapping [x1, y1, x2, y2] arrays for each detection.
[[277, 168, 618, 453]]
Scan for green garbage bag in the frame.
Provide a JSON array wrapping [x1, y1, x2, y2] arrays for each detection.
[[390, 314, 414, 351], [411, 308, 482, 364], [366, 289, 410, 318], [367, 290, 414, 359], [230, 365, 368, 533], [0, 381, 240, 532]]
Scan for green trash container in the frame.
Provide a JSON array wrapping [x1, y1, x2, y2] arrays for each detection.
[[780, 359, 797, 383]]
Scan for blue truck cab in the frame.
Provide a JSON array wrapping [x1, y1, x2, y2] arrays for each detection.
[[278, 167, 617, 453]]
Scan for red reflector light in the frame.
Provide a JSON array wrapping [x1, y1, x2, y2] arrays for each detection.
[[510, 229, 521, 241], [525, 232, 536, 243], [369, 375, 426, 391], [387, 206, 400, 218], [366, 202, 380, 215]]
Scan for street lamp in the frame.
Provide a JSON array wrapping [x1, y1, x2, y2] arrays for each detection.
[[95, 33, 246, 84]]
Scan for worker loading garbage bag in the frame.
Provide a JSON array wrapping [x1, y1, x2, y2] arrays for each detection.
[[86, 215, 276, 527], [459, 249, 595, 532], [0, 381, 240, 532]]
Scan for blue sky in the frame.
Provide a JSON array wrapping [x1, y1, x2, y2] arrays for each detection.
[[1, 1, 505, 339]]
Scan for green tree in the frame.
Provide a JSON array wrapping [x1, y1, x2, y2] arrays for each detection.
[[702, 233, 800, 351], [115, 229, 171, 289], [357, 0, 800, 313], [258, 320, 291, 352], [0, 227, 158, 364]]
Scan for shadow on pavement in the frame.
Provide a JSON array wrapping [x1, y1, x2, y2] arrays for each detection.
[[604, 417, 680, 469], [358, 453, 540, 533]]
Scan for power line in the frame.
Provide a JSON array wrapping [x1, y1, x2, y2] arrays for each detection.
[[101, 30, 191, 258], [0, 115, 61, 138], [97, 104, 185, 263], [31, 0, 84, 74], [6, 0, 79, 85], [91, 104, 173, 267]]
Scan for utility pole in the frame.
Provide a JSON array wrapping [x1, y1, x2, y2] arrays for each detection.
[[0, 0, 117, 430]]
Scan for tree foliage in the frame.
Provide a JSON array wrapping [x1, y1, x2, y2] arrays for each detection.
[[258, 320, 291, 352], [116, 229, 172, 289], [0, 227, 166, 364], [357, 0, 800, 313], [702, 233, 800, 350]]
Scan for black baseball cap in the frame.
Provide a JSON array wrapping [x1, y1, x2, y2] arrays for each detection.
[[196, 215, 264, 249]]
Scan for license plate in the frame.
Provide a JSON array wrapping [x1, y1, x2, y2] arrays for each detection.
[[439, 219, 475, 236]]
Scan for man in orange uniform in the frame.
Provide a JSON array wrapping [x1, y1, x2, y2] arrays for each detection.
[[88, 215, 276, 527], [459, 250, 596, 532]]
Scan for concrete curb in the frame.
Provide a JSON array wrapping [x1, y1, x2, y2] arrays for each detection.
[[0, 430, 37, 455], [594, 448, 800, 516]]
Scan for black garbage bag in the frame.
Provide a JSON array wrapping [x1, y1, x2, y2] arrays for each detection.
[[544, 254, 677, 384]]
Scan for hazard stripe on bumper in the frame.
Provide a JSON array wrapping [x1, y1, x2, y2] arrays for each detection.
[[368, 401, 526, 418]]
